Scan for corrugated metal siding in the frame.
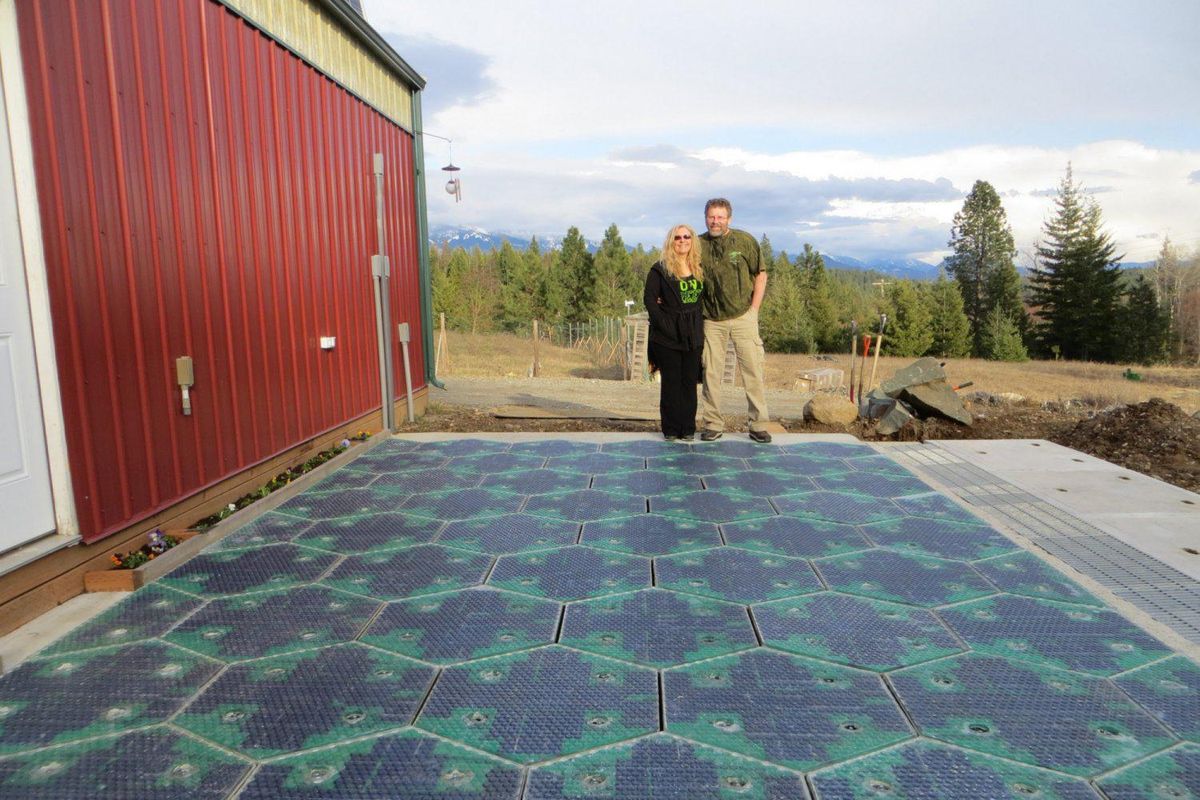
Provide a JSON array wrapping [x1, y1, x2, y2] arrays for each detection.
[[17, 0, 425, 542], [221, 0, 414, 129]]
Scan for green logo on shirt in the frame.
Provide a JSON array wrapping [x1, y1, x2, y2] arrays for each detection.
[[679, 278, 702, 304]]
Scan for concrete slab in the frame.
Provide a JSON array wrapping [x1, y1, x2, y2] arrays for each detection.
[[934, 438, 1200, 579]]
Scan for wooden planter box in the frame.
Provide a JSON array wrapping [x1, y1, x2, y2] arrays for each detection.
[[83, 530, 206, 592]]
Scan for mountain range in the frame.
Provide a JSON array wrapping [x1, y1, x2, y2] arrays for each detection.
[[428, 226, 1150, 279]]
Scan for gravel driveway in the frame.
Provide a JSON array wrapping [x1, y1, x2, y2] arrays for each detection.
[[433, 376, 814, 421]]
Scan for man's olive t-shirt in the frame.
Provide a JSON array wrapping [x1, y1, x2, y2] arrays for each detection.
[[699, 228, 763, 321]]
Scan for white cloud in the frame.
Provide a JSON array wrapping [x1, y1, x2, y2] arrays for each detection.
[[366, 1, 1200, 261]]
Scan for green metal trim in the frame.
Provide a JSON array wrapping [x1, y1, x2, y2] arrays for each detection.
[[412, 93, 444, 390]]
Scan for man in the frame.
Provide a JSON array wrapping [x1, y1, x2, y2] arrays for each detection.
[[698, 198, 771, 443]]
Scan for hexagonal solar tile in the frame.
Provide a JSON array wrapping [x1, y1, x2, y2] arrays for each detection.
[[647, 452, 746, 476], [489, 546, 651, 601], [213, 511, 312, 551], [892, 492, 982, 523], [581, 514, 721, 556], [655, 547, 821, 604], [164, 586, 378, 661], [0, 728, 250, 799], [701, 469, 815, 497], [889, 654, 1175, 776], [361, 587, 560, 663], [840, 453, 916, 476], [809, 739, 1104, 800], [664, 649, 911, 771], [509, 439, 599, 458], [290, 511, 442, 554], [560, 588, 757, 668], [345, 450, 449, 473], [410, 438, 510, 456], [0, 642, 219, 755], [860, 516, 1018, 561], [477, 468, 591, 495], [591, 469, 704, 496], [771, 490, 904, 525], [937, 594, 1174, 676], [545, 452, 646, 474], [524, 489, 646, 523], [239, 728, 523, 799], [173, 644, 434, 758], [156, 544, 339, 598], [1095, 743, 1200, 800], [706, 439, 774, 458], [722, 516, 871, 558], [750, 453, 854, 476], [306, 467, 380, 494], [525, 733, 810, 799], [274, 487, 405, 520], [416, 646, 659, 763], [602, 439, 687, 457], [42, 585, 203, 656], [753, 592, 965, 671], [444, 452, 548, 474], [1114, 656, 1200, 742], [813, 550, 996, 607], [399, 488, 524, 522], [782, 442, 875, 458], [371, 467, 481, 493], [971, 551, 1104, 607], [436, 513, 579, 555], [814, 471, 934, 498], [320, 545, 492, 600], [651, 488, 776, 524]]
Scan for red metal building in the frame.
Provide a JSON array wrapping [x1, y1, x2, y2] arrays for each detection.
[[0, 0, 433, 615]]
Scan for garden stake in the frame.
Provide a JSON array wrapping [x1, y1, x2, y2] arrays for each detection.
[[848, 321, 858, 402], [867, 313, 887, 396], [857, 334, 871, 406], [867, 333, 884, 397]]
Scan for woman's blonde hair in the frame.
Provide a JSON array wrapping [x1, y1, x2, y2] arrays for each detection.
[[662, 224, 703, 281]]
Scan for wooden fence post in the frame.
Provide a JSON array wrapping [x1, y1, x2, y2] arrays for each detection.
[[531, 319, 541, 377]]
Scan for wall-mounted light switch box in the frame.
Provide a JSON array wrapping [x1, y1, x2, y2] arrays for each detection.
[[320, 336, 336, 350]]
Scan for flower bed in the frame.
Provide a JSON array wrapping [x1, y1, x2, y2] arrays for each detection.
[[84, 529, 204, 592]]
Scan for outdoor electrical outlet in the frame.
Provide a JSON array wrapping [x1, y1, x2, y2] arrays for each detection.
[[320, 337, 336, 350]]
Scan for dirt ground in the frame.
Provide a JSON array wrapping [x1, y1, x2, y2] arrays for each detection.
[[398, 378, 1200, 494]]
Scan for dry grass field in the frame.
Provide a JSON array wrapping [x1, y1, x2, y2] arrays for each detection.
[[436, 331, 1200, 414]]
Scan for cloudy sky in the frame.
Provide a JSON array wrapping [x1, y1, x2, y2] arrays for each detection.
[[368, 0, 1200, 264]]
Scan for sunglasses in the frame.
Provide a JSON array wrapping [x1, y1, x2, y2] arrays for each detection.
[[673, 234, 692, 241]]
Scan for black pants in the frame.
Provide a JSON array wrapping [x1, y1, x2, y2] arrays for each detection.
[[649, 342, 702, 438]]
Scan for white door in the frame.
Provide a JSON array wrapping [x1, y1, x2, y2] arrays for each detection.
[[0, 70, 55, 551]]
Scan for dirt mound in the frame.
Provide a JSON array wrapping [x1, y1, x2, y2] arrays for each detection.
[[1050, 398, 1200, 491]]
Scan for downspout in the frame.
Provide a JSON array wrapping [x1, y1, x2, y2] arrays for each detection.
[[412, 91, 444, 389]]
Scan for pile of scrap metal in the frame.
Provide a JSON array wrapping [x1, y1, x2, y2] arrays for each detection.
[[863, 357, 974, 435]]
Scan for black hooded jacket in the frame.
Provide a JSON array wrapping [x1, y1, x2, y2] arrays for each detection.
[[643, 261, 704, 352]]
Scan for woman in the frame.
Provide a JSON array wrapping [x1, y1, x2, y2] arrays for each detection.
[[644, 224, 705, 440]]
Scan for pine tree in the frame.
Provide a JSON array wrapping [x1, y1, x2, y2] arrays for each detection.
[[535, 237, 569, 323], [980, 304, 1028, 361], [924, 275, 972, 358], [759, 253, 814, 352], [883, 280, 933, 356], [1117, 275, 1170, 364], [797, 244, 840, 352], [1029, 165, 1124, 361], [592, 224, 636, 317], [497, 241, 538, 332], [946, 180, 1020, 356], [556, 227, 596, 323]]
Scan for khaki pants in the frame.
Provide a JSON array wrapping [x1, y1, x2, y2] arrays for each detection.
[[700, 309, 770, 433]]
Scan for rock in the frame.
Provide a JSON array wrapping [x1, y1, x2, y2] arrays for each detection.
[[996, 392, 1025, 404], [878, 357, 946, 397], [898, 381, 973, 426], [806, 395, 859, 425], [876, 400, 916, 436]]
